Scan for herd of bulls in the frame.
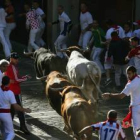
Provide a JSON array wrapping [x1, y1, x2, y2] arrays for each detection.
[[25, 46, 102, 140]]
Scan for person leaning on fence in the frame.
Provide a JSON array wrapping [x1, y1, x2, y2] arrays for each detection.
[[0, 76, 31, 140]]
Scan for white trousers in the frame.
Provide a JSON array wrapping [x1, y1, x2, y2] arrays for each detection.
[[0, 27, 11, 58], [132, 105, 140, 140], [36, 23, 46, 47], [28, 28, 40, 52], [0, 113, 15, 140], [91, 47, 105, 73], [54, 34, 67, 58], [78, 31, 92, 50], [114, 64, 128, 86], [4, 23, 16, 52]]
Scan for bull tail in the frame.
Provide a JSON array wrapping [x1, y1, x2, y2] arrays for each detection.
[[87, 64, 102, 98]]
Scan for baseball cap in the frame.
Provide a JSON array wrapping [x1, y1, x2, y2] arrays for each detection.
[[10, 52, 19, 59], [133, 20, 140, 25]]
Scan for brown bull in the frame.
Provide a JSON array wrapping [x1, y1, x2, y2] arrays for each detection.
[[60, 86, 95, 140], [46, 71, 72, 115]]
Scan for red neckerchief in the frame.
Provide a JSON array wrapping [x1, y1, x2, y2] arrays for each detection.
[[81, 10, 88, 14], [128, 74, 139, 83], [111, 36, 121, 41], [1, 85, 9, 91], [112, 25, 119, 30], [122, 107, 132, 128], [122, 74, 139, 128]]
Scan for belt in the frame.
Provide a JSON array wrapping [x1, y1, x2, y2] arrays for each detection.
[[0, 109, 10, 113]]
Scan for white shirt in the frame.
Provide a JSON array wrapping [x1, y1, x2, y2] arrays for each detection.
[[124, 30, 133, 38], [92, 121, 125, 140], [0, 8, 7, 28], [36, 7, 45, 28], [122, 76, 140, 106], [106, 26, 125, 40], [133, 29, 140, 39], [80, 12, 93, 31], [0, 88, 16, 109], [59, 12, 71, 34], [0, 70, 3, 86]]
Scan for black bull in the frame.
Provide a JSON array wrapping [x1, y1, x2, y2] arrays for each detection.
[[25, 48, 68, 79]]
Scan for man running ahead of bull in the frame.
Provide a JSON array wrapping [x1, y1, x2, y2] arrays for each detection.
[[102, 66, 140, 140]]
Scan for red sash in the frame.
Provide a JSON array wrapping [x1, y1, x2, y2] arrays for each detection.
[[122, 107, 132, 128], [0, 109, 10, 113]]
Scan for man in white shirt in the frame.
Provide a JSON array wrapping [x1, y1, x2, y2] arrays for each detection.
[[32, 0, 46, 47], [103, 66, 140, 140], [133, 20, 140, 40], [0, 6, 11, 58], [79, 110, 126, 140], [0, 59, 9, 86], [53, 5, 72, 58], [0, 76, 31, 140], [78, 3, 93, 50]]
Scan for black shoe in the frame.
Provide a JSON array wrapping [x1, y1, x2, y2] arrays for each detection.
[[20, 126, 30, 135]]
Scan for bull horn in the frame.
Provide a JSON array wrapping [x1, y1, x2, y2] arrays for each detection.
[[36, 76, 47, 81], [23, 50, 34, 57]]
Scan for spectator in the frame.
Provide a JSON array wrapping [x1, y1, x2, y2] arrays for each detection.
[[79, 110, 126, 140], [32, 0, 46, 47], [0, 76, 31, 140], [0, 59, 9, 85], [104, 19, 125, 86], [108, 31, 130, 89], [78, 3, 93, 50], [126, 37, 140, 74], [4, 0, 16, 52], [133, 20, 140, 40], [90, 20, 106, 74], [52, 5, 72, 58], [124, 21, 133, 39], [24, 2, 40, 52], [4, 52, 31, 135], [0, 5, 11, 58]]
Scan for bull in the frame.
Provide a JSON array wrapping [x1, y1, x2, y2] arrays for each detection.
[[60, 86, 95, 140], [24, 48, 67, 80], [46, 71, 72, 115], [60, 46, 102, 108]]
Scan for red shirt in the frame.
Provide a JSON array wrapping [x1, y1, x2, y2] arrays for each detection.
[[4, 63, 27, 95]]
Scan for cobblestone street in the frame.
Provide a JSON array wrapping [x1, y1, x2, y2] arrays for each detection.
[[0, 44, 135, 140]]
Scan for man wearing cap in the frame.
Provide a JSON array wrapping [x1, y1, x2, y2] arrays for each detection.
[[133, 20, 140, 40], [4, 52, 31, 135]]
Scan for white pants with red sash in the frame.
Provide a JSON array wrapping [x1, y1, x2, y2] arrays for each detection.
[[132, 105, 140, 140]]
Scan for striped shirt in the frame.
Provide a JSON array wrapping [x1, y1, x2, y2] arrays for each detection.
[[5, 63, 27, 95], [92, 120, 125, 140]]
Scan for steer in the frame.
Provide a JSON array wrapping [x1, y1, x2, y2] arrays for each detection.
[[24, 48, 67, 80], [46, 71, 72, 115], [60, 86, 95, 140], [60, 46, 102, 109]]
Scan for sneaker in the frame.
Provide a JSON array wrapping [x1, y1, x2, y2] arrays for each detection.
[[104, 79, 112, 87]]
